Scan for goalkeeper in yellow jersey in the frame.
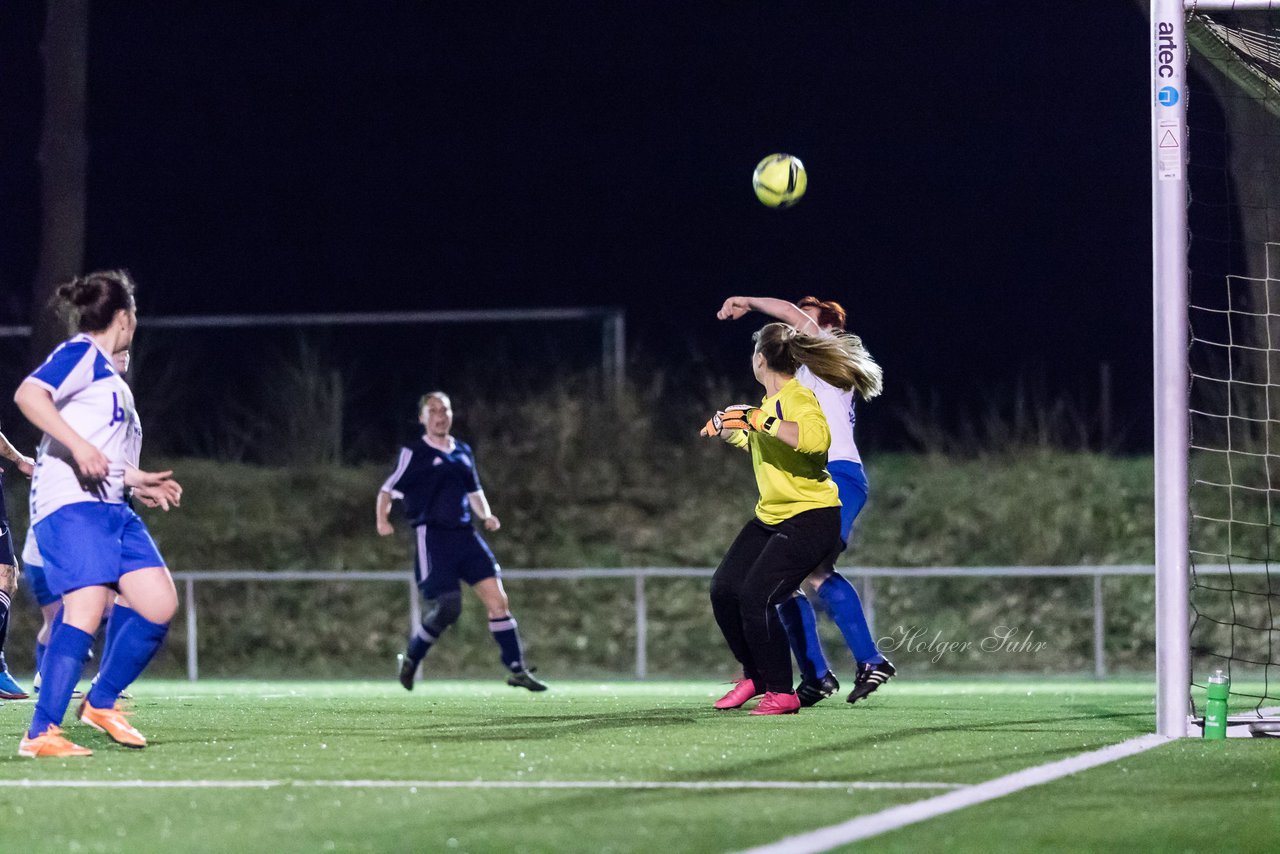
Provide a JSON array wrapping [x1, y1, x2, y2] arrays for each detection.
[[701, 322, 878, 714], [718, 295, 892, 705]]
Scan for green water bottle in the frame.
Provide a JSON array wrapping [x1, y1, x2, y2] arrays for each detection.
[[1204, 670, 1229, 740]]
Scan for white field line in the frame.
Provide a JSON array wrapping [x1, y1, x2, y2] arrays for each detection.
[[161, 694, 300, 700], [737, 733, 1171, 854], [0, 780, 281, 789], [0, 778, 962, 792], [293, 780, 964, 791]]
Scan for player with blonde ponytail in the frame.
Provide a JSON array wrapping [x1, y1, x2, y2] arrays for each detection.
[[700, 321, 866, 714], [716, 296, 896, 706]]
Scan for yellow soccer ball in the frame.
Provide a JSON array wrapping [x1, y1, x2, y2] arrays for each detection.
[[752, 153, 807, 208]]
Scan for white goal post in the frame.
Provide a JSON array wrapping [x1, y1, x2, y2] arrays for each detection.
[[1151, 0, 1192, 740], [1152, 0, 1280, 738]]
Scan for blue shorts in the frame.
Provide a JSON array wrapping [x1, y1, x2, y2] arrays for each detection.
[[34, 502, 166, 598], [24, 558, 56, 607], [414, 525, 499, 599], [828, 460, 869, 547]]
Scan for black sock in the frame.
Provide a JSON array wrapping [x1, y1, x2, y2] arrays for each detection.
[[489, 614, 525, 672]]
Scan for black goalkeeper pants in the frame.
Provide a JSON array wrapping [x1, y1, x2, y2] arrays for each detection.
[[709, 507, 842, 694]]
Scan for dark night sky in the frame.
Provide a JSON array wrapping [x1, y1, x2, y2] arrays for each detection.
[[0, 3, 1155, 447]]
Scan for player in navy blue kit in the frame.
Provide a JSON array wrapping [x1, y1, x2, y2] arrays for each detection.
[[0, 426, 36, 699], [377, 391, 547, 692]]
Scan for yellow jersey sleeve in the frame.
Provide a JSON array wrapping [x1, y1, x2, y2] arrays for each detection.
[[747, 380, 840, 525], [791, 394, 831, 455]]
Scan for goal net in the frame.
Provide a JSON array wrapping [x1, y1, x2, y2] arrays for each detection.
[[1176, 1, 1280, 731]]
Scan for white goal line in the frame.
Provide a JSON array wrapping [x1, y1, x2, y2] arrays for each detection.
[[737, 733, 1171, 854], [0, 778, 964, 792]]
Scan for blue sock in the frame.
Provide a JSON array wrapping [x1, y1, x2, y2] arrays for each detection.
[[36, 608, 65, 682], [776, 594, 829, 681], [98, 606, 122, 671], [817, 572, 884, 665], [29, 624, 93, 738], [86, 606, 169, 709], [488, 614, 525, 672]]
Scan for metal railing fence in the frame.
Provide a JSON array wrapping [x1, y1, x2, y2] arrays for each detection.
[[171, 564, 1262, 681]]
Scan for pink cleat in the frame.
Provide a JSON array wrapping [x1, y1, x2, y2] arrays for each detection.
[[749, 691, 801, 715], [713, 679, 761, 710]]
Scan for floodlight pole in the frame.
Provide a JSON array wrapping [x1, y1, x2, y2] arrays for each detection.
[[1152, 0, 1190, 738]]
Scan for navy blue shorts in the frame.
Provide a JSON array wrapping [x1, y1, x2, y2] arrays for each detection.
[[34, 502, 166, 598], [0, 522, 14, 567], [0, 480, 14, 566], [413, 525, 499, 599]]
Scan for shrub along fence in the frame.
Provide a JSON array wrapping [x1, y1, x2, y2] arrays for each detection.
[[0, 450, 1174, 681], [7, 564, 1230, 683]]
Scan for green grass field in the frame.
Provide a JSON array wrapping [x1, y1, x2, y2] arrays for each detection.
[[0, 679, 1272, 853]]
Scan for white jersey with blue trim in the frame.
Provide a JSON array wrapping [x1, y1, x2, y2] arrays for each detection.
[[796, 364, 861, 466], [24, 334, 142, 525]]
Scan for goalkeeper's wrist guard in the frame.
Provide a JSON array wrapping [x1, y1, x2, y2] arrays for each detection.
[[746, 407, 781, 436], [721, 404, 781, 436]]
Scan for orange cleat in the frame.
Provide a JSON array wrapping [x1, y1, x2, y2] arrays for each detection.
[[18, 724, 93, 758], [77, 699, 147, 748], [713, 679, 761, 710], [749, 691, 801, 715]]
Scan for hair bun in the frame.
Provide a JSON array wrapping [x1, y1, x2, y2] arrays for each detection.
[[55, 277, 96, 307], [52, 270, 136, 333]]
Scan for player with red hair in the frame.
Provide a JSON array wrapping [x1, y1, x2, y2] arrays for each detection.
[[717, 295, 896, 705], [701, 322, 876, 714]]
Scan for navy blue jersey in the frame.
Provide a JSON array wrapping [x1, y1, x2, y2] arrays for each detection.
[[380, 438, 482, 529]]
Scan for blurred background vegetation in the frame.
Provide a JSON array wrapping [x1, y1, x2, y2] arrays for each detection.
[[0, 351, 1186, 682]]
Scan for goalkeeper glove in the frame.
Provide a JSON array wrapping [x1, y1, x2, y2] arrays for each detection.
[[700, 405, 781, 436], [700, 410, 727, 437], [731, 404, 782, 436]]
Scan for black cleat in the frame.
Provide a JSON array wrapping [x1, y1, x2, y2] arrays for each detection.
[[796, 671, 840, 707], [846, 659, 895, 704], [397, 654, 417, 691], [507, 667, 548, 692]]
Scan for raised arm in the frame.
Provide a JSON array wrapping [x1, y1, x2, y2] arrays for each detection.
[[716, 296, 821, 334]]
